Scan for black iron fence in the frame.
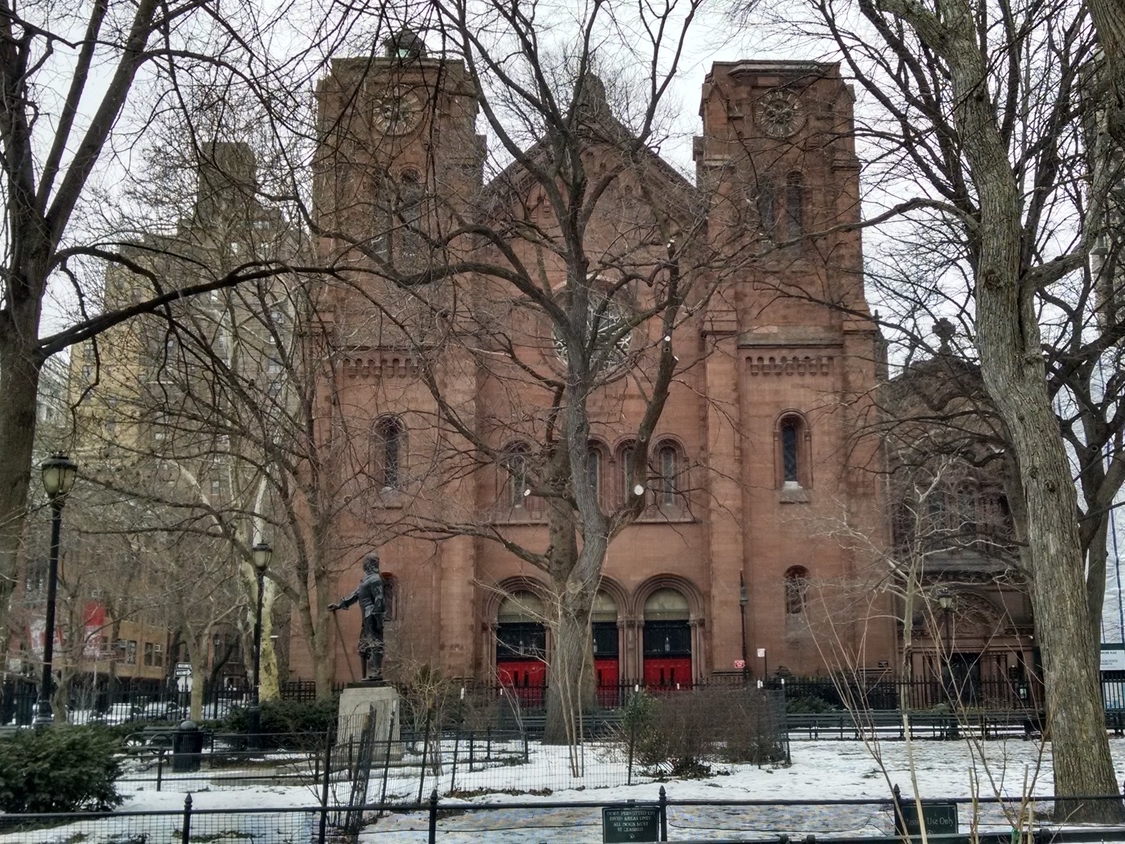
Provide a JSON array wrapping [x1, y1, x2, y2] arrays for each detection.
[[115, 724, 537, 795], [0, 679, 345, 726], [21, 671, 1125, 731], [4, 788, 1125, 843]]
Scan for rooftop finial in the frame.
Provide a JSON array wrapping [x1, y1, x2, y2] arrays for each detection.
[[933, 318, 956, 353], [384, 28, 427, 60]]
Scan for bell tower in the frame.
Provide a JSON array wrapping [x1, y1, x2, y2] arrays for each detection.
[[314, 29, 483, 292]]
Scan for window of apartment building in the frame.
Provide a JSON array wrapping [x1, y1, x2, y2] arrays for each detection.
[[124, 640, 138, 664]]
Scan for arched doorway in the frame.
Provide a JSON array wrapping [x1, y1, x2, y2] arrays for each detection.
[[642, 588, 692, 689], [591, 591, 619, 706], [496, 591, 547, 707]]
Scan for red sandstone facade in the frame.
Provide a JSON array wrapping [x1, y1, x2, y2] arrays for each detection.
[[290, 46, 898, 690]]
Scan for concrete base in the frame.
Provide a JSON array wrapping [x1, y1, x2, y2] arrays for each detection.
[[336, 683, 401, 758]]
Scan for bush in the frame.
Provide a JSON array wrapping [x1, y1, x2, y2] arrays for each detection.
[[786, 695, 838, 713], [0, 727, 123, 813], [621, 688, 786, 778], [221, 697, 338, 749]]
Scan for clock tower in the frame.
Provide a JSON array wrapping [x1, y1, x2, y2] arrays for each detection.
[[310, 31, 486, 681], [314, 29, 483, 288]]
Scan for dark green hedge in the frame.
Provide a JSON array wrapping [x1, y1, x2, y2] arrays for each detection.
[[0, 727, 123, 813]]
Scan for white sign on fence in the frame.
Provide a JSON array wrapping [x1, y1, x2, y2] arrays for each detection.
[[1102, 645, 1125, 672]]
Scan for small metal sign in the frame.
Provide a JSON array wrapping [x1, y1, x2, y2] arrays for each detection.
[[174, 662, 191, 677], [602, 804, 660, 843], [898, 802, 959, 840]]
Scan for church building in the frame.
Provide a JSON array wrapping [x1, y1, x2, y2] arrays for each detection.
[[289, 34, 899, 693]]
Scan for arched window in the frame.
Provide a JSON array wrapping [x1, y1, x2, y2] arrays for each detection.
[[954, 482, 977, 538], [504, 443, 531, 508], [619, 443, 639, 503], [642, 588, 692, 688], [778, 414, 808, 488], [586, 444, 603, 505], [757, 178, 776, 237], [395, 168, 427, 271], [382, 574, 398, 621], [781, 421, 799, 483], [374, 168, 431, 274], [373, 416, 405, 489], [655, 442, 683, 508], [785, 171, 804, 240], [784, 566, 810, 615]]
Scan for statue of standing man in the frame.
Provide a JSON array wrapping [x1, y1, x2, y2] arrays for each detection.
[[329, 553, 386, 682]]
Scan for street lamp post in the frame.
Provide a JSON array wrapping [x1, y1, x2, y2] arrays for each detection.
[[739, 572, 749, 684], [248, 541, 271, 749], [938, 586, 953, 700], [35, 454, 78, 726], [937, 586, 957, 735]]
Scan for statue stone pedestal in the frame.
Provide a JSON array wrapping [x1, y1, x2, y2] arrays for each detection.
[[336, 683, 401, 759]]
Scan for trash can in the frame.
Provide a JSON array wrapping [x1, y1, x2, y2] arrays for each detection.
[[172, 720, 203, 773]]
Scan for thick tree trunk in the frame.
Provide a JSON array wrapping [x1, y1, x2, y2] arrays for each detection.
[[543, 587, 596, 748], [975, 133, 1124, 829], [973, 123, 1124, 827], [1086, 516, 1110, 646], [882, 0, 1125, 819], [0, 324, 43, 658], [189, 630, 208, 720]]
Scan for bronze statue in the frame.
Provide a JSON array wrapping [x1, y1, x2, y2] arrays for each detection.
[[329, 553, 386, 681]]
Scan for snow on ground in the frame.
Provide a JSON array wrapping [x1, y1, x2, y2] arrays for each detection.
[[6, 737, 1125, 842]]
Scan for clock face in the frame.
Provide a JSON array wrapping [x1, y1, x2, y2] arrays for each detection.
[[756, 90, 804, 139], [373, 88, 423, 136]]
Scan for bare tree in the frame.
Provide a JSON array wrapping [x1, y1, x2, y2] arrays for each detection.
[[311, 2, 726, 747], [0, 0, 365, 661], [754, 0, 1125, 819]]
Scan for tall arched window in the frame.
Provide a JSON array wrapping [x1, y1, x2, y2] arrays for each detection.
[[785, 171, 804, 240], [954, 482, 977, 538], [587, 444, 603, 505], [655, 442, 683, 508], [778, 414, 808, 488], [373, 416, 405, 489], [757, 178, 776, 237], [619, 443, 638, 503], [381, 574, 399, 621], [504, 443, 531, 508], [781, 420, 799, 483], [784, 566, 810, 615], [395, 168, 428, 271]]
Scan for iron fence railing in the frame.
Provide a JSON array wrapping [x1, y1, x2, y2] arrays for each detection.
[[0, 679, 344, 726], [21, 671, 1125, 732], [4, 788, 1125, 844]]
